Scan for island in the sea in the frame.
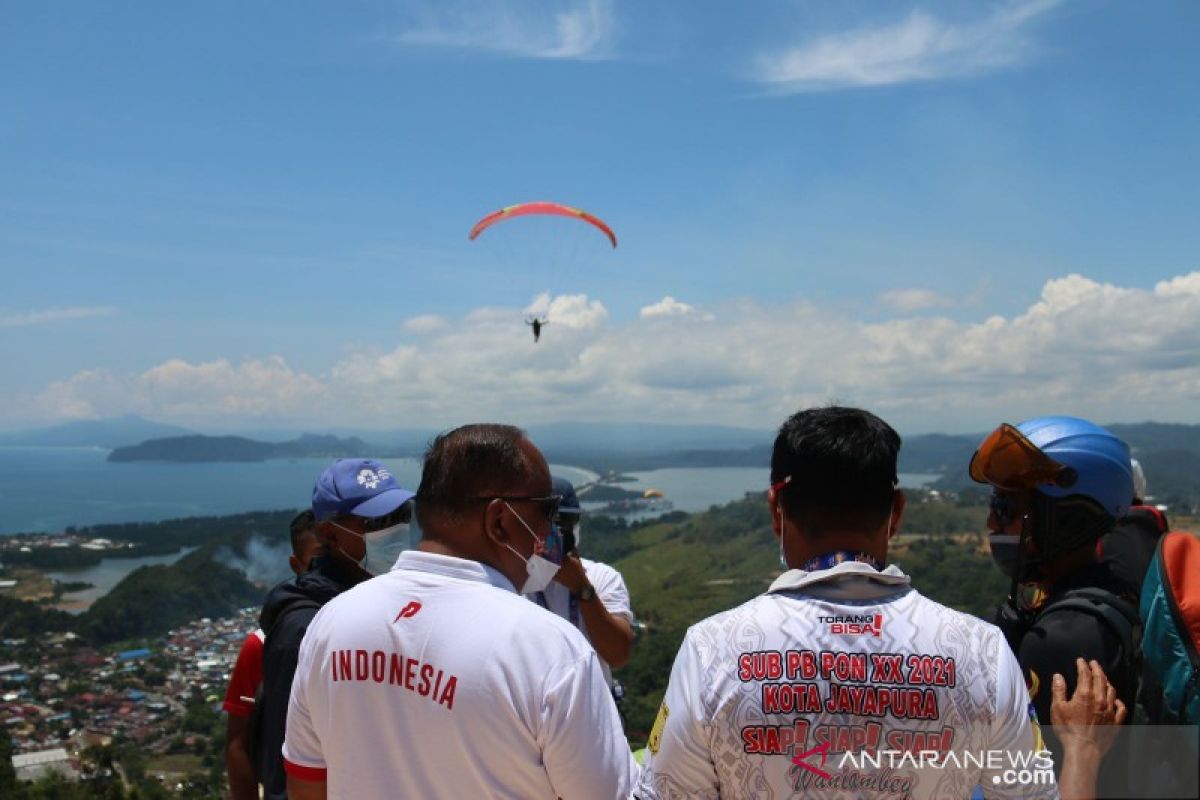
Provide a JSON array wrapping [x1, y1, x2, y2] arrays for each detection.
[[107, 433, 374, 463]]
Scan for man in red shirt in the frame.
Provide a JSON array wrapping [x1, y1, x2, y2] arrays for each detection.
[[223, 510, 321, 800]]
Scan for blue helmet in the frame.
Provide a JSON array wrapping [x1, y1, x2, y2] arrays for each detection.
[[1016, 416, 1133, 519], [551, 475, 582, 525]]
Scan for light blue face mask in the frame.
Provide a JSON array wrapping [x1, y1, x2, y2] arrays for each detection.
[[333, 521, 410, 576]]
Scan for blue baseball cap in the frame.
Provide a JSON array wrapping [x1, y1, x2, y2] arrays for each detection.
[[312, 458, 414, 522]]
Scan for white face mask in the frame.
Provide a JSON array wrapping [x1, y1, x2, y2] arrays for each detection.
[[334, 522, 410, 576], [502, 502, 561, 594]]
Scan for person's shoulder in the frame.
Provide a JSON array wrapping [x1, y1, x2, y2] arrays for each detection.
[[904, 590, 1006, 642], [686, 592, 775, 637], [241, 629, 265, 654], [580, 558, 624, 583], [259, 577, 297, 613], [501, 590, 597, 653]]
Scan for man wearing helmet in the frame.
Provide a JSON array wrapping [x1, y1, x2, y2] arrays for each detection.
[[971, 417, 1141, 725]]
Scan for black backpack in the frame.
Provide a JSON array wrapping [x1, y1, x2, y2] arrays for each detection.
[[244, 598, 322, 780], [1037, 587, 1146, 712]]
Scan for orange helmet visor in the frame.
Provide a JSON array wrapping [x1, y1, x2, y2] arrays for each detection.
[[969, 423, 1076, 491]]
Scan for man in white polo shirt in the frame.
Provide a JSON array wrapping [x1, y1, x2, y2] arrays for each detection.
[[635, 406, 1125, 800], [283, 423, 637, 800]]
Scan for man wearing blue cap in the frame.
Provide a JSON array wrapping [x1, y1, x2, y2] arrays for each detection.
[[254, 458, 413, 800]]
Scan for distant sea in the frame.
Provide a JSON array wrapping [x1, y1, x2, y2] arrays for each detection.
[[0, 446, 938, 536]]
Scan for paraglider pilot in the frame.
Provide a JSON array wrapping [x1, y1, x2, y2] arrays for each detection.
[[527, 316, 549, 343]]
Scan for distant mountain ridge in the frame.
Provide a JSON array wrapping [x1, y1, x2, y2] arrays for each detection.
[[0, 415, 193, 449]]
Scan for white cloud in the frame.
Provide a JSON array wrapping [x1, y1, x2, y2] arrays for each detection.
[[29, 357, 325, 424], [525, 292, 608, 330], [394, 0, 615, 60], [0, 306, 116, 328], [14, 274, 1200, 432], [136, 357, 324, 418], [753, 0, 1060, 93], [640, 296, 696, 318], [402, 314, 448, 334], [878, 288, 955, 313]]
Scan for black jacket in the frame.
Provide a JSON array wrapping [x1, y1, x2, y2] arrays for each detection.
[[257, 556, 360, 800], [1004, 561, 1141, 794]]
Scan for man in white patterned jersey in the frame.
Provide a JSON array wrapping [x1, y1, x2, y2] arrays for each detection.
[[635, 406, 1125, 800], [283, 424, 636, 800]]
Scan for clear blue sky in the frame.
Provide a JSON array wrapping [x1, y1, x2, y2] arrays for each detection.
[[2, 0, 1198, 433]]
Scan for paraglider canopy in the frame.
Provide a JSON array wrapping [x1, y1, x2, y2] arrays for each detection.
[[642, 489, 665, 499], [469, 201, 617, 249]]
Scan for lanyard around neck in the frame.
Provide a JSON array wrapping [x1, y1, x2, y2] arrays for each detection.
[[800, 550, 881, 572]]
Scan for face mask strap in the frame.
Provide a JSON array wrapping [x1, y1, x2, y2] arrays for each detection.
[[503, 501, 544, 551]]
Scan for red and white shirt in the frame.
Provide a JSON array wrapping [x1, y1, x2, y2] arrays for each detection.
[[635, 562, 1056, 799], [283, 550, 637, 799], [222, 629, 265, 718]]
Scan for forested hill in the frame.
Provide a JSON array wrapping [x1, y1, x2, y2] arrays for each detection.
[[107, 433, 370, 462], [0, 511, 297, 643]]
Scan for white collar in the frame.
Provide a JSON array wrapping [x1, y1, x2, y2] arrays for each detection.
[[768, 560, 912, 601], [394, 550, 517, 594]]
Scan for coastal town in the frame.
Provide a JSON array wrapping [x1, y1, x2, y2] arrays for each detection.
[[2, 605, 258, 790]]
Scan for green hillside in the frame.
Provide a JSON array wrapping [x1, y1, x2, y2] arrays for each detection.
[[79, 547, 263, 645]]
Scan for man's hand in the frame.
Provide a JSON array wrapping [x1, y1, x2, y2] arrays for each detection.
[[1051, 657, 1128, 800], [554, 553, 589, 594], [1051, 657, 1127, 756], [551, 554, 635, 668]]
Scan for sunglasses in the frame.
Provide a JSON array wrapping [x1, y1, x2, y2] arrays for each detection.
[[470, 494, 563, 522], [352, 503, 413, 532], [988, 492, 1027, 527], [969, 423, 1077, 491]]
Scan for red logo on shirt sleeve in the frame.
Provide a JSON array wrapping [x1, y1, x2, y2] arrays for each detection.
[[392, 601, 422, 623]]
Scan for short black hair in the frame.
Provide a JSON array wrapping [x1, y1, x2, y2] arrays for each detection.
[[289, 509, 316, 555], [770, 406, 900, 535], [415, 424, 540, 529]]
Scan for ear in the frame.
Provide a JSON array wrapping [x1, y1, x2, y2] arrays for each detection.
[[767, 488, 783, 537], [483, 499, 508, 546], [316, 520, 339, 547], [289, 554, 304, 575], [889, 490, 907, 538]]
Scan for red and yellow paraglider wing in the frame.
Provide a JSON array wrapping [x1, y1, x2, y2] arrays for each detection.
[[468, 201, 617, 248]]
